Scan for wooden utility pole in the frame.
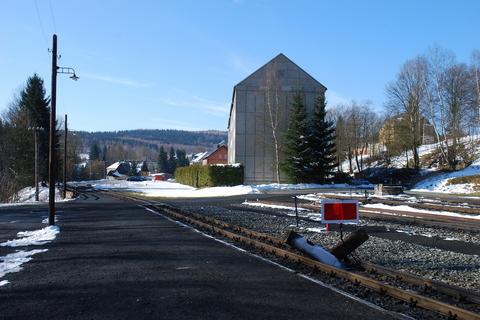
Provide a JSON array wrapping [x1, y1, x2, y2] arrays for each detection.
[[48, 34, 57, 226], [63, 114, 67, 199], [34, 129, 39, 202]]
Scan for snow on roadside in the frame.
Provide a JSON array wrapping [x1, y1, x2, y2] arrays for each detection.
[[362, 203, 480, 220], [0, 222, 60, 286], [0, 185, 71, 207], [0, 249, 48, 279], [0, 226, 60, 247]]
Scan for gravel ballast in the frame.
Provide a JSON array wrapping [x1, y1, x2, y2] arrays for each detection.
[[178, 203, 480, 292]]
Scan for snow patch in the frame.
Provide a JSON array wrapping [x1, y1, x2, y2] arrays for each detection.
[[0, 249, 48, 278], [0, 185, 71, 206], [413, 149, 480, 194], [306, 227, 327, 233], [72, 179, 372, 199], [242, 201, 309, 211], [363, 203, 480, 220], [1, 226, 60, 247]]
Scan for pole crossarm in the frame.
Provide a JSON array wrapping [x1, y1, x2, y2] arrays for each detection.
[[57, 66, 77, 75]]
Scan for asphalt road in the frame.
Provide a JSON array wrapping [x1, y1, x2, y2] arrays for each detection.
[[0, 193, 398, 320]]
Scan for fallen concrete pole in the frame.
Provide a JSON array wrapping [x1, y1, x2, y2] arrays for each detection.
[[330, 228, 369, 261], [285, 231, 343, 268]]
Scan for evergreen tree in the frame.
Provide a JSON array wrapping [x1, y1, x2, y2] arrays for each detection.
[[89, 142, 101, 161], [140, 161, 149, 173], [307, 94, 337, 183], [129, 160, 137, 176], [20, 74, 51, 169], [102, 145, 107, 161], [157, 146, 168, 173], [282, 91, 310, 183], [4, 74, 52, 185], [167, 147, 176, 174], [175, 149, 189, 167]]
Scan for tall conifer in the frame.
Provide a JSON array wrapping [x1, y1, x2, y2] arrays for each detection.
[[168, 147, 177, 174], [282, 91, 310, 183], [307, 95, 337, 183], [157, 146, 168, 173]]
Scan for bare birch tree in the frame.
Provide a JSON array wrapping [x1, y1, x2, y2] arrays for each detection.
[[385, 57, 425, 170], [471, 50, 480, 136], [424, 47, 472, 169], [264, 61, 284, 183]]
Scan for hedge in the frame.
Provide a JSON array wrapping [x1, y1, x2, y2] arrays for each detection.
[[175, 164, 244, 188]]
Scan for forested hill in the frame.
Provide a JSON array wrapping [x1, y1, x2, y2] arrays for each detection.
[[74, 129, 227, 153]]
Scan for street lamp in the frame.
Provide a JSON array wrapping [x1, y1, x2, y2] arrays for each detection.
[[57, 67, 79, 81], [48, 34, 78, 226]]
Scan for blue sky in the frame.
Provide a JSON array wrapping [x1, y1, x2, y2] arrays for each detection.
[[1, 0, 479, 131]]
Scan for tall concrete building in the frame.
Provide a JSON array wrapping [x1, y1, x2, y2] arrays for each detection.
[[227, 53, 326, 184]]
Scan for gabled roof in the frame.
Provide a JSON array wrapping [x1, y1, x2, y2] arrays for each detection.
[[106, 162, 121, 171], [192, 151, 209, 163], [227, 53, 327, 128], [203, 145, 227, 160], [235, 53, 326, 89]]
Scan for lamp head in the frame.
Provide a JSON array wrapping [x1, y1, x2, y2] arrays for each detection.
[[70, 73, 79, 81]]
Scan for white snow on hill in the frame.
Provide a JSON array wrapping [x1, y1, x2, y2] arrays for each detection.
[[341, 141, 439, 172], [412, 158, 480, 194], [0, 185, 71, 207]]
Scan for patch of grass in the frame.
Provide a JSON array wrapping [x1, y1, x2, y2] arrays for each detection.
[[446, 175, 480, 190]]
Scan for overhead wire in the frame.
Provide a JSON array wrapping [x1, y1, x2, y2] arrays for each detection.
[[33, 0, 49, 50], [34, 0, 68, 121], [48, 0, 57, 33]]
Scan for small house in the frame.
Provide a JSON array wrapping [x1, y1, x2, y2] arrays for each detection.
[[106, 161, 130, 180], [136, 161, 149, 176], [202, 145, 228, 165]]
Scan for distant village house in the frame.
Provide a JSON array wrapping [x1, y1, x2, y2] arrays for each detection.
[[191, 144, 228, 165]]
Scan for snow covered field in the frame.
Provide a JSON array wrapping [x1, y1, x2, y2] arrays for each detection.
[[74, 179, 371, 198]]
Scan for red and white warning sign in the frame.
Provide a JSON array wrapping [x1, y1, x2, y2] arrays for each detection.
[[321, 199, 359, 224]]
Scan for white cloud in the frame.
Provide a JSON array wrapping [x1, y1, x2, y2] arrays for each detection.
[[83, 73, 151, 88]]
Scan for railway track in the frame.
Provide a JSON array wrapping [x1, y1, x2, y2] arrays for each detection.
[[255, 199, 480, 232], [103, 191, 480, 320], [317, 193, 480, 215]]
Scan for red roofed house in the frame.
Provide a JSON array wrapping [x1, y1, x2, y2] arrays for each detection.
[[202, 145, 228, 165]]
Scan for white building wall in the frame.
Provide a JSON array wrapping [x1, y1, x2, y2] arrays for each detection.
[[228, 54, 326, 184]]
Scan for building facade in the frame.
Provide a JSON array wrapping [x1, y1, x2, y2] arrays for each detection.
[[227, 54, 326, 184]]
